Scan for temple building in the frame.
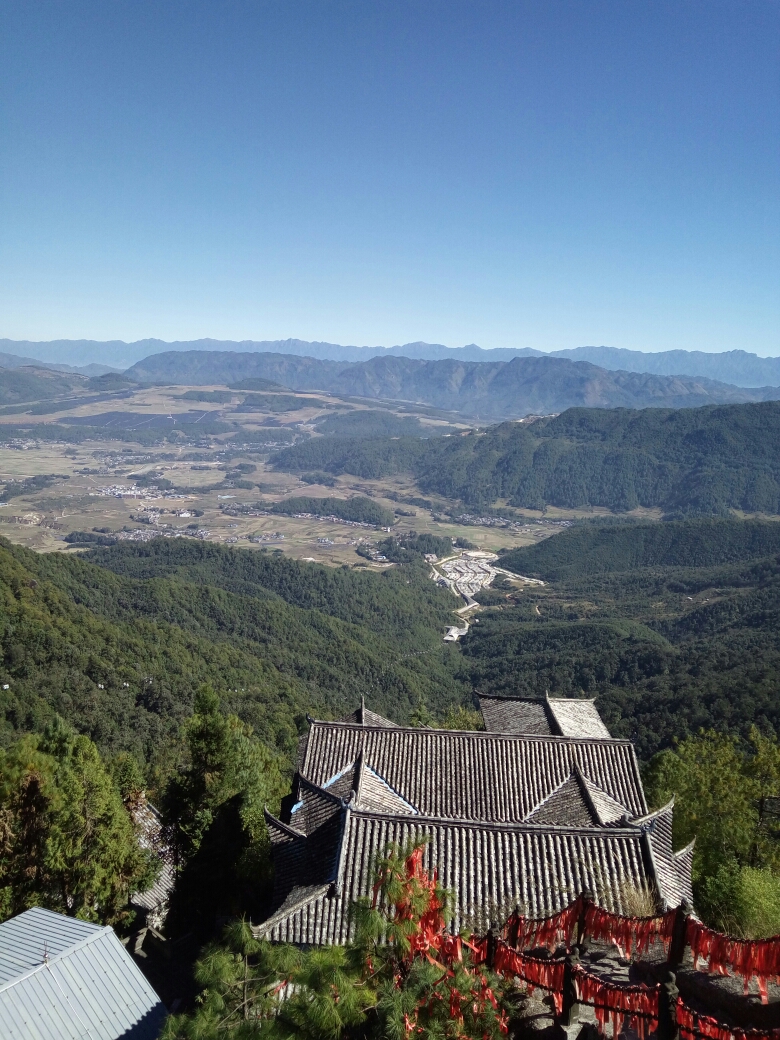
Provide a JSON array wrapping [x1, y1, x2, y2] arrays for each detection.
[[257, 695, 694, 945]]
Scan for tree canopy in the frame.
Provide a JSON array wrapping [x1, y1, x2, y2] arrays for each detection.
[[0, 722, 157, 925]]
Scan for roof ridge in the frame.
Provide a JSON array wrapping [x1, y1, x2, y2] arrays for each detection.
[[0, 924, 112, 995], [348, 806, 642, 835], [575, 767, 631, 823], [253, 884, 331, 938], [523, 770, 584, 821], [360, 763, 419, 815], [673, 837, 696, 860], [298, 773, 347, 806], [264, 807, 306, 839], [632, 797, 675, 828], [308, 719, 632, 745]]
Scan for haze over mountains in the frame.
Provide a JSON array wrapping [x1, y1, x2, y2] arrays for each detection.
[[3, 338, 780, 387], [122, 349, 780, 420], [3, 337, 780, 421]]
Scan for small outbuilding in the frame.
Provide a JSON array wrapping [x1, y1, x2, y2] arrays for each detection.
[[0, 906, 166, 1040]]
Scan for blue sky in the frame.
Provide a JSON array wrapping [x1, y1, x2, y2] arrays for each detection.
[[1, 1, 778, 354]]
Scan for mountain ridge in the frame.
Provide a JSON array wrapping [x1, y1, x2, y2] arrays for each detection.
[[124, 350, 780, 419], [3, 337, 780, 386]]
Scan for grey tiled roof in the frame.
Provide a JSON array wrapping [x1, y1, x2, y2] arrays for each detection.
[[0, 907, 165, 1040], [129, 797, 174, 926], [479, 698, 551, 734], [547, 699, 612, 739], [635, 800, 695, 909], [258, 807, 666, 945], [479, 695, 612, 739], [299, 720, 647, 821], [259, 700, 694, 945], [337, 697, 398, 729]]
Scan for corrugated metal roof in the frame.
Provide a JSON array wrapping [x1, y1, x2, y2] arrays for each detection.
[[301, 720, 647, 821], [0, 908, 166, 1040]]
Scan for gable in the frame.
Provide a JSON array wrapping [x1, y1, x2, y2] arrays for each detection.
[[547, 699, 611, 739], [524, 774, 598, 827], [301, 722, 646, 822], [479, 697, 552, 735]]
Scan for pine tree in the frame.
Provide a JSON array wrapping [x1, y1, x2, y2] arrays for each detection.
[[161, 686, 287, 937], [163, 839, 511, 1039], [0, 721, 158, 925]]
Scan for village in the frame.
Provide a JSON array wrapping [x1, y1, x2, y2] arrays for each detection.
[[428, 548, 545, 640]]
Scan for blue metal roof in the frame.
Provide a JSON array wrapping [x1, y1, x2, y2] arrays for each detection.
[[0, 907, 166, 1040]]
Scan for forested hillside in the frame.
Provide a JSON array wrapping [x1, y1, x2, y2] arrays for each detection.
[[463, 519, 780, 758], [272, 402, 780, 515], [125, 350, 780, 416], [501, 518, 780, 579], [0, 365, 85, 404], [0, 539, 464, 764]]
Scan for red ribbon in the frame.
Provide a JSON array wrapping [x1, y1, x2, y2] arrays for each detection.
[[493, 943, 565, 1014], [583, 904, 677, 959], [573, 966, 658, 1040], [677, 997, 780, 1040], [504, 897, 583, 952], [686, 920, 780, 1003]]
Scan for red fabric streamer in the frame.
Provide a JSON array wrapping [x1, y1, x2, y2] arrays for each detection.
[[573, 967, 658, 1040], [677, 997, 780, 1040], [686, 919, 780, 1003], [493, 943, 565, 1014], [583, 904, 677, 959], [464, 936, 488, 966], [504, 898, 583, 952]]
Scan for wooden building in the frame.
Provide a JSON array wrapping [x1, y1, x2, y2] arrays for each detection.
[[257, 696, 693, 945]]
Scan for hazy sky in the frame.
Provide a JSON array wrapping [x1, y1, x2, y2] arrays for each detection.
[[1, 1, 778, 354]]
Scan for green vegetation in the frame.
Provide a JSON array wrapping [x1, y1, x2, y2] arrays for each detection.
[[0, 722, 158, 925], [163, 840, 512, 1040], [300, 470, 337, 486], [272, 402, 780, 516], [0, 536, 464, 762], [161, 687, 287, 937], [259, 494, 395, 527], [501, 518, 780, 580], [1, 473, 67, 499], [646, 730, 780, 937], [272, 434, 428, 480], [0, 420, 231, 445], [87, 372, 140, 391], [315, 409, 442, 438], [0, 366, 85, 405], [63, 530, 118, 545], [461, 518, 780, 759], [371, 532, 454, 563]]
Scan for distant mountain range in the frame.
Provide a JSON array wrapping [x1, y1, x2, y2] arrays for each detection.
[[125, 350, 780, 420], [0, 349, 118, 377], [2, 337, 780, 387]]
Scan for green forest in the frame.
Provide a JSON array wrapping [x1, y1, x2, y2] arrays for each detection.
[[258, 494, 395, 526], [471, 518, 780, 758], [3, 511, 780, 1032], [4, 518, 780, 768], [271, 401, 780, 515], [0, 537, 465, 765]]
